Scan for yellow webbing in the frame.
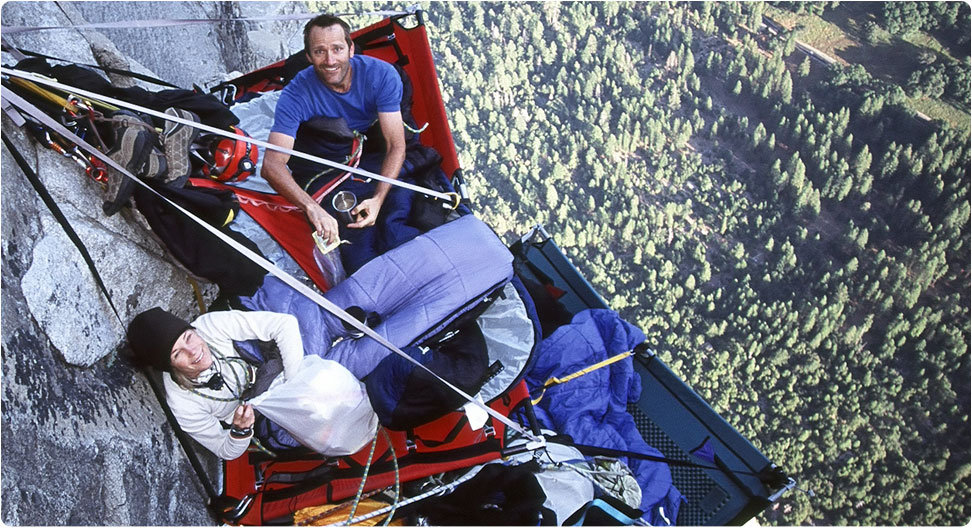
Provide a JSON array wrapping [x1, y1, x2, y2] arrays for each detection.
[[7, 75, 118, 113], [531, 351, 635, 405], [187, 277, 206, 314]]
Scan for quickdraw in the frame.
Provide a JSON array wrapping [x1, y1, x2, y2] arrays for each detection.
[[64, 94, 111, 151], [26, 124, 109, 184], [9, 77, 113, 184]]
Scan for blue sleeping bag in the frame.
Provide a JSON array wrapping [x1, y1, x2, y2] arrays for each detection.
[[525, 309, 685, 525], [239, 214, 513, 379]]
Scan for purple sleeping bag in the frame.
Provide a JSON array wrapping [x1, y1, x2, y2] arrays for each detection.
[[239, 214, 514, 379]]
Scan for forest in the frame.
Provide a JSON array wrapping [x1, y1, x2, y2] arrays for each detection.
[[315, 1, 970, 525]]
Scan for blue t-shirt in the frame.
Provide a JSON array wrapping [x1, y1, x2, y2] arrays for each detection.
[[271, 55, 403, 136]]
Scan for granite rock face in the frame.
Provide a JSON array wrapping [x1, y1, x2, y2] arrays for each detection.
[[1, 2, 308, 524]]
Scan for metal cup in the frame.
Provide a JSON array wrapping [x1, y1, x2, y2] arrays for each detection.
[[332, 191, 357, 224]]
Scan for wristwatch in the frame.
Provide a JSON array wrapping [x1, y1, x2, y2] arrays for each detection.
[[230, 425, 253, 439]]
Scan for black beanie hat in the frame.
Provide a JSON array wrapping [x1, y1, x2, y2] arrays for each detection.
[[127, 307, 192, 372]]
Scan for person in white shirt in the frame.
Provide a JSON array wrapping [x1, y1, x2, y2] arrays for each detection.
[[127, 307, 304, 460]]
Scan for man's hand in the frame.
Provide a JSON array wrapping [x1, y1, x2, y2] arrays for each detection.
[[306, 202, 341, 243], [348, 196, 381, 228], [346, 110, 405, 230], [263, 132, 342, 242]]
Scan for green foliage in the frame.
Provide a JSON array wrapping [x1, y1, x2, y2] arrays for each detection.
[[881, 1, 971, 37], [424, 2, 970, 525]]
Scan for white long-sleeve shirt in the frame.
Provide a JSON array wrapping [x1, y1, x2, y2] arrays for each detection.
[[162, 310, 304, 460]]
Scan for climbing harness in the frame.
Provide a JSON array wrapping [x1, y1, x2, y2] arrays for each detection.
[[303, 134, 364, 193]]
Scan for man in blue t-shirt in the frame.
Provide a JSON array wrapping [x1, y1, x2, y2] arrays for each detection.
[[262, 14, 406, 246]]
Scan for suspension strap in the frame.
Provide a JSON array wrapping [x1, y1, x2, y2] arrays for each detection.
[[0, 35, 27, 61], [2, 67, 456, 203], [2, 85, 542, 445], [1, 47, 182, 89], [1, 9, 418, 36], [548, 435, 790, 489], [144, 369, 222, 511], [303, 134, 363, 198]]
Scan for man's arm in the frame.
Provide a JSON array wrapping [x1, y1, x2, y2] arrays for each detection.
[[262, 131, 340, 242], [348, 110, 406, 228]]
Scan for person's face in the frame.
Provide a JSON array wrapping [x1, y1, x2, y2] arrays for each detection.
[[169, 329, 212, 378], [306, 24, 354, 93]]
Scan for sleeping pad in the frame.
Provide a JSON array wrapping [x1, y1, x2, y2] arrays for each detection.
[[524, 309, 686, 525], [238, 214, 513, 379]]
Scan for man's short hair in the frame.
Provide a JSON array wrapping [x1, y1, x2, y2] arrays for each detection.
[[304, 14, 352, 54]]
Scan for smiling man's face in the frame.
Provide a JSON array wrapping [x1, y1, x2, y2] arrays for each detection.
[[306, 24, 354, 93]]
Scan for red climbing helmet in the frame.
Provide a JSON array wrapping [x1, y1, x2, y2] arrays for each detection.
[[202, 127, 258, 182]]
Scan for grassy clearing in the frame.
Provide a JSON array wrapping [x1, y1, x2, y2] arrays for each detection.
[[910, 97, 972, 133], [785, 15, 854, 60], [764, 3, 970, 134], [902, 31, 959, 62]]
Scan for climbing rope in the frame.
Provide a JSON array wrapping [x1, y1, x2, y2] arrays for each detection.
[[340, 464, 484, 526], [180, 344, 255, 404], [379, 427, 400, 526], [346, 430, 381, 524]]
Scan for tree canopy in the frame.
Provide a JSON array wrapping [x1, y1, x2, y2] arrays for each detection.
[[321, 1, 971, 524]]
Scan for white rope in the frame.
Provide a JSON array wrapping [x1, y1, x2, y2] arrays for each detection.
[[0, 67, 455, 202], [1, 85, 540, 444], [1, 8, 418, 35]]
